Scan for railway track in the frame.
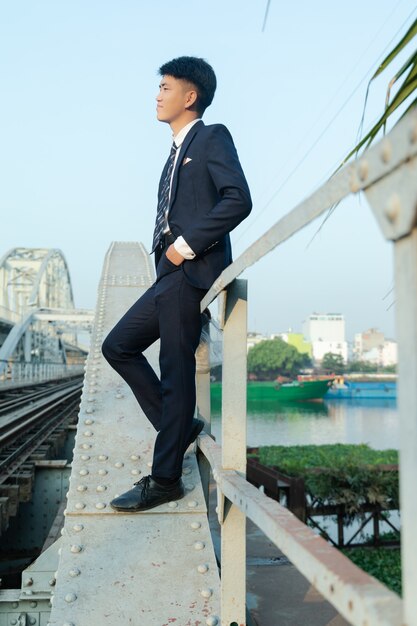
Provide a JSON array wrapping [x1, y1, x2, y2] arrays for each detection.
[[0, 376, 83, 534]]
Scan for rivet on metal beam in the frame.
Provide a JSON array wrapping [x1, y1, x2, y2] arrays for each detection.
[[80, 455, 90, 461], [79, 469, 89, 476], [98, 455, 108, 461], [49, 577, 56, 586], [130, 454, 140, 461], [194, 541, 205, 551], [73, 524, 84, 532], [183, 467, 192, 475], [197, 563, 209, 574], [168, 501, 178, 508], [98, 469, 108, 476], [384, 193, 401, 223], [380, 140, 392, 163], [201, 588, 213, 598], [186, 484, 195, 491], [30, 601, 37, 607], [96, 502, 106, 509], [358, 159, 369, 181], [206, 617, 218, 626], [65, 592, 77, 603], [188, 500, 198, 508], [81, 443, 92, 450], [114, 461, 124, 468], [70, 544, 83, 553], [147, 461, 152, 468], [190, 522, 201, 530], [24, 577, 33, 586], [69, 568, 81, 577], [75, 502, 86, 510], [84, 419, 94, 425], [131, 469, 141, 476], [96, 485, 107, 492], [77, 485, 87, 492], [83, 430, 94, 437]]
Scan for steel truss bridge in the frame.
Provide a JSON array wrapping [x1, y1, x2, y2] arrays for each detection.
[[0, 109, 416, 626], [0, 248, 94, 385]]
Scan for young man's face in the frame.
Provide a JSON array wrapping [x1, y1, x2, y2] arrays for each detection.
[[156, 75, 196, 126]]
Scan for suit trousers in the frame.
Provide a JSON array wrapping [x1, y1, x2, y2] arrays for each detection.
[[102, 250, 207, 480]]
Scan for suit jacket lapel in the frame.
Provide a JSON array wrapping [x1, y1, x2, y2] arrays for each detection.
[[169, 120, 204, 211]]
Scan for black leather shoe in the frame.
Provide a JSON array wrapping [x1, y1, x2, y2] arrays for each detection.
[[185, 418, 205, 451], [110, 475, 184, 512]]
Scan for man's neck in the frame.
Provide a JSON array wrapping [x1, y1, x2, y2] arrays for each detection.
[[170, 113, 200, 137]]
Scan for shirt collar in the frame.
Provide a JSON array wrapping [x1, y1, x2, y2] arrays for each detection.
[[173, 118, 201, 148]]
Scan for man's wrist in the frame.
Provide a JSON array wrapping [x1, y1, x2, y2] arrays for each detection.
[[174, 236, 196, 259]]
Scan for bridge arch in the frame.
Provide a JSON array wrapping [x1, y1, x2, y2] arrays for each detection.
[[0, 248, 75, 318]]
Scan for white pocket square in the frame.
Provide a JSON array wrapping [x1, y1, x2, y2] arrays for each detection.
[[183, 157, 192, 165]]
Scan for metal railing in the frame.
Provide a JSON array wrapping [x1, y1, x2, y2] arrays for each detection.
[[196, 108, 417, 625], [0, 362, 85, 385]]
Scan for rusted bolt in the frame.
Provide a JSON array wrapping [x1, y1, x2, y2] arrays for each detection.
[[385, 194, 401, 223], [358, 160, 369, 181], [410, 120, 417, 144], [380, 140, 392, 163]]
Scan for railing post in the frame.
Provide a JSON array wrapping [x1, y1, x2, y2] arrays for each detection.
[[393, 227, 417, 625], [196, 314, 212, 508], [221, 278, 247, 626]]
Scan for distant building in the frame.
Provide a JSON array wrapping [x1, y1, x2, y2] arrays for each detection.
[[302, 313, 348, 363], [247, 331, 269, 353], [353, 328, 397, 367], [279, 332, 312, 358]]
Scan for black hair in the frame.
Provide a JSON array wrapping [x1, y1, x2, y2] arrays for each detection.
[[158, 56, 217, 115]]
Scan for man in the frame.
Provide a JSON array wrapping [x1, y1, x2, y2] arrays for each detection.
[[102, 56, 251, 512]]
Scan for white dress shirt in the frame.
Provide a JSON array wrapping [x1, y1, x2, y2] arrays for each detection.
[[163, 118, 201, 260]]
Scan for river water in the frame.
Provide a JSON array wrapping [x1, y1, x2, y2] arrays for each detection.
[[210, 398, 399, 451]]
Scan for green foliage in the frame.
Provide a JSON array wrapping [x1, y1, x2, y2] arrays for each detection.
[[346, 361, 397, 374], [342, 546, 402, 596], [321, 352, 345, 374], [247, 338, 309, 380], [258, 444, 399, 523], [346, 360, 376, 373], [341, 18, 417, 166]]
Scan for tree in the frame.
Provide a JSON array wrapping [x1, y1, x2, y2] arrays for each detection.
[[247, 338, 309, 380], [321, 352, 345, 375]]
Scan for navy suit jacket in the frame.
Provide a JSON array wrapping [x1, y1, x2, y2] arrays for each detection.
[[156, 120, 252, 290]]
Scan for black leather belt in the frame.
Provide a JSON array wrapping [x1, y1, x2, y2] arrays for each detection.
[[159, 231, 176, 248]]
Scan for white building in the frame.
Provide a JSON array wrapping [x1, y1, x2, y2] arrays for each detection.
[[353, 328, 397, 367], [247, 331, 269, 353], [302, 313, 348, 363]]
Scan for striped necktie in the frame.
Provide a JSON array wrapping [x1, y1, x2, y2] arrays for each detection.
[[151, 142, 178, 253]]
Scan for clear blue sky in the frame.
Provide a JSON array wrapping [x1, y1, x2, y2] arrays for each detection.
[[1, 1, 416, 340]]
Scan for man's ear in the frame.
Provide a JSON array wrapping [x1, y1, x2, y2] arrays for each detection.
[[185, 89, 198, 109]]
